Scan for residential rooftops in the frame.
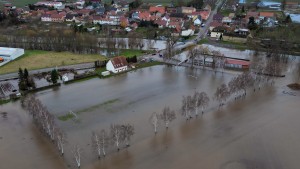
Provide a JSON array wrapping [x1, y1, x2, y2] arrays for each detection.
[[111, 56, 128, 69]]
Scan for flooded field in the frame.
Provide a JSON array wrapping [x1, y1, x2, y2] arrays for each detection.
[[1, 65, 300, 169]]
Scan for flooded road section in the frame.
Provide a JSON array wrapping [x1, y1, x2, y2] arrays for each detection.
[[1, 65, 300, 169]]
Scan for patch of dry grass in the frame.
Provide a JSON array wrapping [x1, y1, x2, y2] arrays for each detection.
[[0, 50, 106, 74]]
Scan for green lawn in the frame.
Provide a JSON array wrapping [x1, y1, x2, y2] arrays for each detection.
[[220, 9, 233, 16], [0, 50, 106, 74], [198, 38, 209, 45], [219, 40, 248, 50], [0, 99, 11, 105], [119, 49, 151, 58]]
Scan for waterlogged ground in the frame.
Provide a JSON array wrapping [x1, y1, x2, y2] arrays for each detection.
[[1, 65, 300, 169]]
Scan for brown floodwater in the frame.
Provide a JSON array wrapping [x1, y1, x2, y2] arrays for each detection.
[[1, 65, 299, 169]]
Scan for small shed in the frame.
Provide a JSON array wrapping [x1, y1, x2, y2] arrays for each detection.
[[101, 71, 110, 76], [225, 59, 250, 69]]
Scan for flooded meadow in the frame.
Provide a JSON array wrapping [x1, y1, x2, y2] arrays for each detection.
[[1, 65, 300, 169]]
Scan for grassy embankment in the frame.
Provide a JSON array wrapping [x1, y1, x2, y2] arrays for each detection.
[[0, 99, 10, 105], [0, 50, 106, 74]]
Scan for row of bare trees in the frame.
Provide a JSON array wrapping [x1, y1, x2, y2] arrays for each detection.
[[181, 91, 210, 120], [22, 95, 136, 168], [74, 124, 135, 168], [22, 95, 66, 156], [150, 106, 176, 134], [214, 70, 274, 107], [149, 91, 210, 134], [1, 33, 100, 54]]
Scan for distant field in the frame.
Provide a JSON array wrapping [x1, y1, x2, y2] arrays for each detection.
[[0, 50, 106, 74], [0, 0, 39, 7]]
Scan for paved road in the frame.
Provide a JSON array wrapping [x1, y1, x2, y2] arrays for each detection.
[[196, 0, 224, 41], [0, 62, 94, 81]]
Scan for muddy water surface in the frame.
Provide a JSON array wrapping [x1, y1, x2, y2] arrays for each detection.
[[1, 65, 300, 169]]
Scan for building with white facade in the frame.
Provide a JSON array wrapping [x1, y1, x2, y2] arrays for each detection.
[[106, 56, 128, 73]]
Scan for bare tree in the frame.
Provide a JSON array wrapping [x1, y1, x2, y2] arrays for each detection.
[[187, 47, 200, 68], [199, 46, 210, 69], [121, 124, 134, 147], [199, 92, 210, 115], [193, 91, 201, 116], [110, 124, 122, 151], [251, 56, 265, 90], [211, 50, 222, 73], [214, 83, 230, 107], [56, 128, 66, 156], [22, 95, 67, 156], [71, 144, 82, 168], [228, 77, 239, 99], [160, 106, 176, 129], [187, 95, 194, 118], [100, 129, 108, 157], [146, 39, 154, 50], [149, 112, 160, 134], [165, 34, 179, 59], [117, 38, 127, 49], [181, 96, 189, 120], [91, 131, 102, 159]]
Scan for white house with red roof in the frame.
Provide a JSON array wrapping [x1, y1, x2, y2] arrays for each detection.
[[106, 56, 128, 73], [41, 14, 51, 22]]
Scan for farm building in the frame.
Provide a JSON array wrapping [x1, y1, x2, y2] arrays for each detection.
[[0, 47, 24, 66], [106, 56, 128, 73], [225, 59, 250, 69]]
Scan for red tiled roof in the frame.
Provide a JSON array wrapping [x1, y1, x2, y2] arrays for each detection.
[[155, 19, 167, 26], [169, 21, 179, 27], [93, 15, 103, 20], [51, 14, 64, 19], [131, 22, 138, 28], [226, 59, 250, 66], [209, 21, 223, 27], [170, 17, 182, 22], [41, 14, 51, 18], [246, 11, 259, 20], [259, 12, 275, 18], [139, 11, 151, 21], [149, 6, 166, 14], [111, 56, 128, 68], [199, 11, 210, 20], [45, 10, 58, 15]]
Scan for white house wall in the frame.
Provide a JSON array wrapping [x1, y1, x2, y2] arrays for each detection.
[[211, 32, 222, 38]]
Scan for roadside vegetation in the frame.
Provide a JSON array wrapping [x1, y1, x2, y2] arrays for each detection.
[[0, 99, 10, 105]]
